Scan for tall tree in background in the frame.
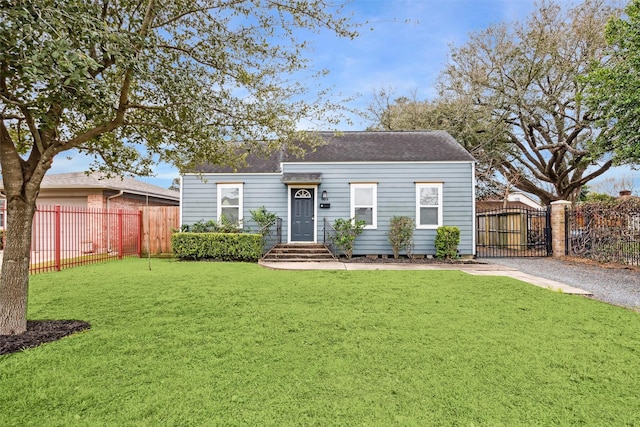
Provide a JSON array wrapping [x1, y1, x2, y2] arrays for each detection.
[[584, 0, 640, 163], [588, 175, 637, 196], [366, 88, 510, 198], [0, 0, 357, 335], [368, 0, 622, 205]]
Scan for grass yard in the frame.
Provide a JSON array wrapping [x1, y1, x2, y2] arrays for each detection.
[[1, 259, 639, 426]]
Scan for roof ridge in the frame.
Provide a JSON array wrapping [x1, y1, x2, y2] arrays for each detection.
[[191, 130, 475, 174]]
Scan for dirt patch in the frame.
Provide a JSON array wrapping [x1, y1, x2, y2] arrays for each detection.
[[558, 256, 640, 272], [0, 320, 90, 356]]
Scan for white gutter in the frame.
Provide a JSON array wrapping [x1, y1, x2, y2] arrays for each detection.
[[106, 190, 124, 212]]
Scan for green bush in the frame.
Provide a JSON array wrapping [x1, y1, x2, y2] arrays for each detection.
[[331, 217, 366, 259], [172, 232, 262, 261], [387, 216, 414, 258], [435, 226, 460, 259], [582, 193, 617, 203], [250, 206, 277, 237]]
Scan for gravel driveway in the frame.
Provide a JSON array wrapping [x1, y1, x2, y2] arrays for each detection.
[[485, 257, 640, 311]]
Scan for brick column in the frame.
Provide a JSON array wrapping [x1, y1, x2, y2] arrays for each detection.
[[550, 200, 572, 257]]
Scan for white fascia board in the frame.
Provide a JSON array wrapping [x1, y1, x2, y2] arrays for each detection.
[[280, 160, 475, 166], [182, 172, 282, 177]]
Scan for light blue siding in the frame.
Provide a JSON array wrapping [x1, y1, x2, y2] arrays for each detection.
[[181, 160, 475, 256], [181, 173, 289, 235]]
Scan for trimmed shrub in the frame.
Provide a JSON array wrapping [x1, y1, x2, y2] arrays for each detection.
[[331, 217, 366, 259], [181, 216, 241, 233], [435, 226, 460, 259], [388, 216, 415, 258], [172, 232, 262, 262]]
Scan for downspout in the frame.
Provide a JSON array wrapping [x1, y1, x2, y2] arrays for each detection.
[[107, 190, 124, 209], [106, 190, 124, 252]]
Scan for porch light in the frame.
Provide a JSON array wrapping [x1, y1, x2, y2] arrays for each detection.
[[321, 190, 328, 201]]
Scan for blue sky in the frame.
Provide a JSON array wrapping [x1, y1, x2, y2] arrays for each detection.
[[50, 0, 637, 193]]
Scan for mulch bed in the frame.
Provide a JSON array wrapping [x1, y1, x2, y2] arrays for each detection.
[[0, 320, 90, 356], [344, 255, 481, 264]]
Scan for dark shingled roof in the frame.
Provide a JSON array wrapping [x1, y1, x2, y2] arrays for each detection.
[[281, 173, 322, 184], [194, 131, 475, 174]]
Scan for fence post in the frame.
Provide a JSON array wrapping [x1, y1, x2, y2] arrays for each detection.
[[54, 205, 61, 271], [118, 209, 123, 260], [138, 210, 143, 258], [323, 217, 326, 244], [550, 200, 572, 258], [564, 206, 570, 256]]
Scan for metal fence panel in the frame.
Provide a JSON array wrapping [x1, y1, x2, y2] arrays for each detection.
[[2, 205, 141, 274], [566, 204, 640, 266], [476, 207, 551, 257]]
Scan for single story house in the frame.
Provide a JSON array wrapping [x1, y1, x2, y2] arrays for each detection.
[[0, 172, 179, 255], [476, 192, 543, 212], [26, 172, 179, 209], [0, 172, 179, 227], [180, 131, 476, 257]]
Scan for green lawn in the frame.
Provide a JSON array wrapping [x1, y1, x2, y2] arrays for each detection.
[[1, 259, 639, 426]]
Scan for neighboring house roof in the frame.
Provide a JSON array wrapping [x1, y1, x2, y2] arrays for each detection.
[[1, 172, 180, 202], [476, 200, 534, 211], [506, 192, 543, 209], [193, 131, 475, 173], [477, 193, 544, 211], [476, 191, 544, 212]]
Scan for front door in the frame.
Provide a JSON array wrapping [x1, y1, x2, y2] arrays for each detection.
[[291, 188, 315, 242]]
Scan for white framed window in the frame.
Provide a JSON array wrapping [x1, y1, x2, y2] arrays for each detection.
[[416, 183, 443, 229], [351, 183, 377, 229], [217, 183, 243, 224]]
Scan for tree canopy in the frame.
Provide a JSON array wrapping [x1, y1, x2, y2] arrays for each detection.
[[0, 0, 357, 178], [0, 0, 357, 335], [584, 0, 640, 163], [367, 0, 623, 205]]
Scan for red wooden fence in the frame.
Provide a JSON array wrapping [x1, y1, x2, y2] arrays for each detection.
[[2, 205, 141, 274]]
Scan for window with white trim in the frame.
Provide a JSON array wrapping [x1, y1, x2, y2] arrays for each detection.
[[351, 183, 377, 229], [416, 183, 443, 228], [217, 183, 243, 224]]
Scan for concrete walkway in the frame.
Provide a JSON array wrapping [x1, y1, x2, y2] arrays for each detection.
[[258, 260, 593, 296]]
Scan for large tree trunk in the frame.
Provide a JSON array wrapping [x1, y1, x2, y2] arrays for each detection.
[[0, 197, 37, 335]]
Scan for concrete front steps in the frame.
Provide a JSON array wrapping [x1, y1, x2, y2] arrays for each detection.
[[262, 243, 337, 262]]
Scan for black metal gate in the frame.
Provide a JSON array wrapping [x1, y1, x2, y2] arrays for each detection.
[[476, 206, 552, 257]]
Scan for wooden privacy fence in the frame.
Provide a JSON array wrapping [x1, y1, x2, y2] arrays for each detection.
[[140, 206, 180, 256]]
